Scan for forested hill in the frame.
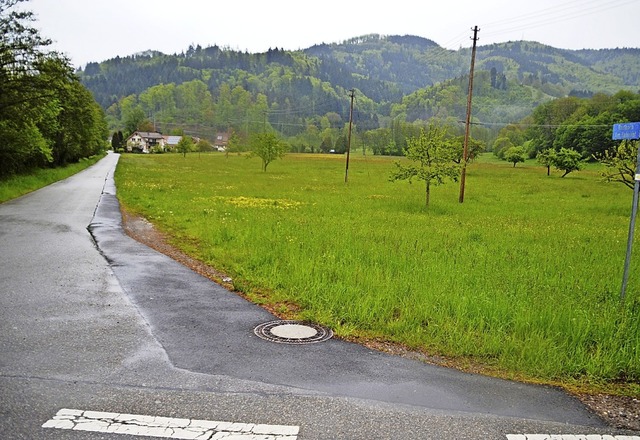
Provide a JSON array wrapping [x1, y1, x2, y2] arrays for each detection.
[[302, 35, 462, 98], [79, 34, 640, 136]]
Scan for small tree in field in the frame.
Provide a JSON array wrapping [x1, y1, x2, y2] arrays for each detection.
[[596, 141, 638, 189], [196, 138, 212, 156], [504, 146, 526, 167], [176, 136, 194, 157], [389, 124, 459, 207], [452, 135, 485, 164], [537, 148, 556, 176], [553, 147, 583, 177], [249, 132, 288, 171]]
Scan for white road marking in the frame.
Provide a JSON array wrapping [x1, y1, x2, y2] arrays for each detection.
[[43, 408, 299, 439], [507, 435, 640, 440]]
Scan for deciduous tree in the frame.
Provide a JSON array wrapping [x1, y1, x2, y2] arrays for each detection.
[[536, 149, 556, 176], [319, 135, 333, 154], [553, 147, 583, 177], [249, 132, 288, 171], [452, 135, 485, 164], [123, 106, 147, 135], [389, 123, 459, 207], [176, 136, 194, 157], [596, 141, 638, 189], [504, 146, 526, 167], [196, 138, 211, 156], [0, 0, 107, 177]]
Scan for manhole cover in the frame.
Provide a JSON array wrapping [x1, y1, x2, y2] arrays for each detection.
[[254, 320, 333, 344]]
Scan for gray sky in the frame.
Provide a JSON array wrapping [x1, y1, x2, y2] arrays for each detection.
[[27, 0, 640, 69]]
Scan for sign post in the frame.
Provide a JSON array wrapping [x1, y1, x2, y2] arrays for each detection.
[[613, 122, 640, 301]]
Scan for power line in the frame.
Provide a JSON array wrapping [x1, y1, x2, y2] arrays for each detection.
[[464, 120, 614, 129], [480, 0, 637, 42], [482, 0, 625, 27]]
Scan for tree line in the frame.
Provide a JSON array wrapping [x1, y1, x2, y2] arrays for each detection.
[[493, 90, 640, 160], [485, 90, 640, 184], [0, 0, 108, 179]]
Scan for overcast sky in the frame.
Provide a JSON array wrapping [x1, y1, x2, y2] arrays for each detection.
[[26, 0, 640, 69]]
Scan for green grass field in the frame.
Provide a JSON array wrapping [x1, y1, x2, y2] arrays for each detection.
[[114, 152, 640, 393]]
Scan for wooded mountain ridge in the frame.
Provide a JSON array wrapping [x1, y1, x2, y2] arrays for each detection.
[[79, 34, 640, 138]]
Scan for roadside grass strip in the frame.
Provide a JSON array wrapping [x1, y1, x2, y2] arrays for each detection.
[[507, 435, 640, 439], [43, 408, 299, 439]]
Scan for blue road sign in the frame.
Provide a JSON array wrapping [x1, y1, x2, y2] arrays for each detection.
[[613, 122, 640, 140]]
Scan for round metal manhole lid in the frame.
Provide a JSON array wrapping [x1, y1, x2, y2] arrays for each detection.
[[254, 320, 333, 344]]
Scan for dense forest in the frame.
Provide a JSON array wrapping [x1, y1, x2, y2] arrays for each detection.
[[78, 33, 640, 158], [0, 0, 107, 179]]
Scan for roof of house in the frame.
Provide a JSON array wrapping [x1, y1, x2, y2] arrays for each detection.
[[214, 132, 229, 145], [165, 136, 182, 145], [130, 131, 163, 140]]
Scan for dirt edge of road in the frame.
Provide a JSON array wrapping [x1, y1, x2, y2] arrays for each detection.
[[119, 208, 639, 432]]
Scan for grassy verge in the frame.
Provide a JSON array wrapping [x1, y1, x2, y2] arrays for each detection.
[[114, 152, 640, 395], [0, 154, 106, 203]]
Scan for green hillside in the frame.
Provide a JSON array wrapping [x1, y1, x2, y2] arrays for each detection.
[[79, 34, 640, 146]]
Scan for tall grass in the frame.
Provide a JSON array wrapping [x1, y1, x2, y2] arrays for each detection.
[[115, 152, 640, 389]]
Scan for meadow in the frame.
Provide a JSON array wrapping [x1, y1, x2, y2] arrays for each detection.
[[114, 152, 640, 393]]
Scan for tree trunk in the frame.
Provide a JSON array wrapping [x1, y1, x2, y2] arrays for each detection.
[[425, 180, 430, 207]]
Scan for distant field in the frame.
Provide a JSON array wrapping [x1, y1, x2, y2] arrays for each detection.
[[114, 152, 640, 393]]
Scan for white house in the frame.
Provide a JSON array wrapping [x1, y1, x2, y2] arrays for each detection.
[[125, 131, 165, 153]]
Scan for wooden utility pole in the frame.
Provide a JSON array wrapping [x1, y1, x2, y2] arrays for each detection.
[[459, 26, 480, 203], [345, 89, 355, 183]]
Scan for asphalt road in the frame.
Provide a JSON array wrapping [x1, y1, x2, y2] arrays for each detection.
[[0, 153, 632, 439]]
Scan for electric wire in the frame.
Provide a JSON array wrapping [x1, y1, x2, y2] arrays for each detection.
[[479, 0, 637, 44]]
